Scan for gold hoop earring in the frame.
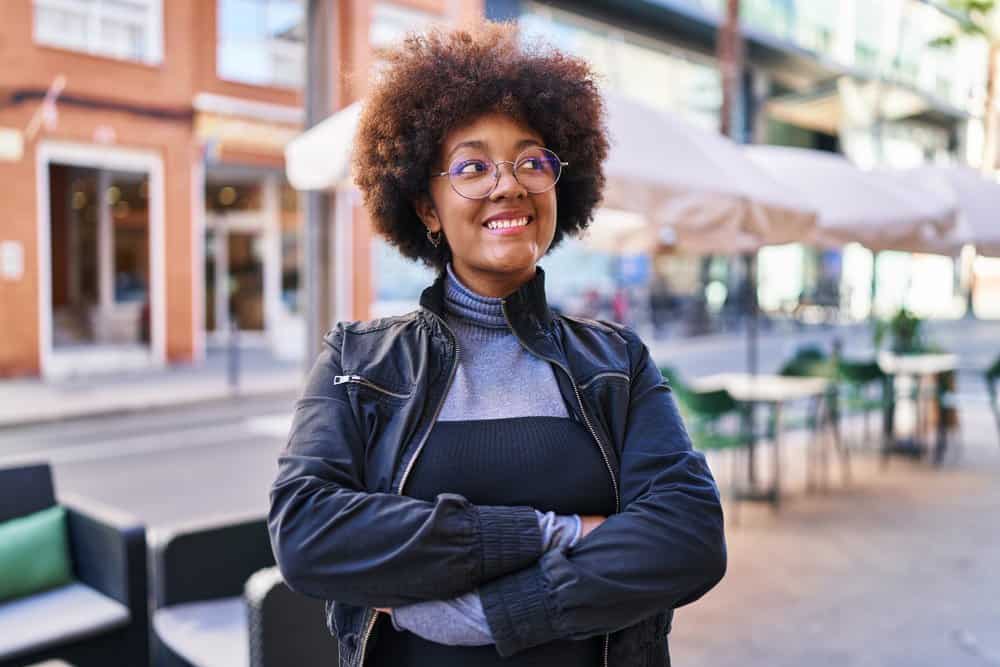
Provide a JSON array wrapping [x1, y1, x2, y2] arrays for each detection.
[[427, 229, 442, 248]]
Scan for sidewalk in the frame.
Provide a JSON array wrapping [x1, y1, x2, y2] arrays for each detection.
[[0, 345, 302, 428]]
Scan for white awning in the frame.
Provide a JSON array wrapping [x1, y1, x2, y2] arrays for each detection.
[[285, 102, 362, 191]]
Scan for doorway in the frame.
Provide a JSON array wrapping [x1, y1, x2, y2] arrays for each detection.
[[37, 142, 165, 378]]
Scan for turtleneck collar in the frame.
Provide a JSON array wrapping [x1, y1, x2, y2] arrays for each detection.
[[444, 264, 508, 329], [420, 264, 554, 335]]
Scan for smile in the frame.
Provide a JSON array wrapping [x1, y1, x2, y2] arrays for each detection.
[[484, 216, 532, 231]]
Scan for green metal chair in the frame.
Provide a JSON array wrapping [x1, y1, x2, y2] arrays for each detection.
[[986, 355, 1000, 446], [835, 359, 892, 452], [777, 350, 848, 488], [662, 366, 752, 521]]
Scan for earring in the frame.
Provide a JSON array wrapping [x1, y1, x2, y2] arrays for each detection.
[[427, 229, 442, 248]]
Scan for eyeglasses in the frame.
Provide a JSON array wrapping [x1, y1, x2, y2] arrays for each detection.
[[431, 147, 568, 200]]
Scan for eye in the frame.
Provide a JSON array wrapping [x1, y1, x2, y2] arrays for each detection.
[[519, 158, 543, 171], [451, 160, 489, 176]]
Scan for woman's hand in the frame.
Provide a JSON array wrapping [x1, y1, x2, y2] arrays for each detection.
[[579, 515, 606, 539]]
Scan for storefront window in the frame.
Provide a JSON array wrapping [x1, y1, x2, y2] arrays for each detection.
[[205, 182, 262, 213], [217, 0, 304, 88], [33, 0, 162, 64], [110, 174, 150, 305], [49, 164, 151, 348]]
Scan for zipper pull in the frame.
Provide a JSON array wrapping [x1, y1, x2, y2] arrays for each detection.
[[333, 375, 358, 385]]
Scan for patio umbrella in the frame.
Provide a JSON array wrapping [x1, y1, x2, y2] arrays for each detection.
[[602, 94, 817, 255], [579, 208, 660, 255], [743, 146, 958, 253], [894, 165, 1000, 258]]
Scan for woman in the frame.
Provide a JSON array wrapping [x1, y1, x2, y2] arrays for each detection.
[[269, 22, 726, 667]]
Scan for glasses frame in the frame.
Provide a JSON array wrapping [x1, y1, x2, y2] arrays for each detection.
[[431, 147, 569, 200]]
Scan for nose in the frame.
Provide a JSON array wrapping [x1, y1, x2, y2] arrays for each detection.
[[489, 161, 527, 201]]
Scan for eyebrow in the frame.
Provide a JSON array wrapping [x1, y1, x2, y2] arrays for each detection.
[[446, 138, 542, 161]]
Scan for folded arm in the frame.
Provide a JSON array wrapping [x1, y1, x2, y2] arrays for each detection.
[[268, 326, 543, 608], [478, 331, 728, 656], [390, 511, 582, 645]]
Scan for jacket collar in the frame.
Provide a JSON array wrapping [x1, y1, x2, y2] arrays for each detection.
[[419, 265, 554, 333]]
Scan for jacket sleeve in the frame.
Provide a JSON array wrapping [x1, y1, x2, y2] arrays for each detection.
[[479, 329, 727, 656], [268, 326, 543, 608]]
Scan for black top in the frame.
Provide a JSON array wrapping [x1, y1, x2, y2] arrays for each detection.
[[369, 416, 617, 667]]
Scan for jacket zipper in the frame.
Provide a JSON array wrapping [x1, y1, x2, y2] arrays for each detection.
[[501, 301, 621, 667], [333, 375, 412, 399], [356, 310, 461, 667]]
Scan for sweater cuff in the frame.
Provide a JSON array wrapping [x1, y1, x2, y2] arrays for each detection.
[[480, 562, 555, 656], [476, 505, 543, 582]]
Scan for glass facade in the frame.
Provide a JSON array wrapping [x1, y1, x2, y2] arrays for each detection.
[[217, 0, 304, 88], [520, 3, 723, 130], [716, 0, 987, 113]]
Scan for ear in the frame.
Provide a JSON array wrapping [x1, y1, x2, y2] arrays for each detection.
[[413, 194, 442, 233]]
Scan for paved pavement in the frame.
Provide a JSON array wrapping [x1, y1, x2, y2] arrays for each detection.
[[672, 401, 1000, 667]]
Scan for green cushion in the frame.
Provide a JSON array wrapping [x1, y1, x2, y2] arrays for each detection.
[[0, 505, 73, 603]]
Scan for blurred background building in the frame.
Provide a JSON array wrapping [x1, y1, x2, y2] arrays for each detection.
[[1, 0, 998, 380]]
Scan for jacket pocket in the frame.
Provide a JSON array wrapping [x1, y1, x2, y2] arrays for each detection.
[[333, 374, 413, 400]]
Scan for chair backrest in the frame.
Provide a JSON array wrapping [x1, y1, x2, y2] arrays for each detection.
[[986, 356, 1000, 432], [986, 355, 1000, 399], [246, 567, 337, 667], [780, 354, 834, 379], [660, 366, 737, 418], [153, 515, 275, 607], [0, 463, 56, 523], [836, 359, 885, 385]]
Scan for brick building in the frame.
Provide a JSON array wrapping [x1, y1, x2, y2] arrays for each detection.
[[0, 0, 480, 379]]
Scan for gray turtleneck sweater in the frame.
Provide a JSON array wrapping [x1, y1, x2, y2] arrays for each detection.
[[389, 265, 582, 646]]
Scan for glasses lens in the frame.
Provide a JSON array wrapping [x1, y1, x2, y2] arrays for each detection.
[[515, 147, 561, 193], [447, 156, 496, 199]]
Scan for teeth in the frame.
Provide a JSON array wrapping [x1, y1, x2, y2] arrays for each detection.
[[486, 216, 529, 230]]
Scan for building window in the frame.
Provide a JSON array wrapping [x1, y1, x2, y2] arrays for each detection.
[[33, 0, 163, 64], [217, 0, 304, 89]]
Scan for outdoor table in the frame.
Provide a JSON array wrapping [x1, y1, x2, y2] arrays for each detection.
[[690, 373, 833, 508], [877, 352, 959, 464]]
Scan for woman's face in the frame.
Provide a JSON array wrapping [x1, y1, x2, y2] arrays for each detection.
[[416, 113, 558, 297]]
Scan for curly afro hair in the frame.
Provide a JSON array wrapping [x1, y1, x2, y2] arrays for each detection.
[[352, 21, 608, 270]]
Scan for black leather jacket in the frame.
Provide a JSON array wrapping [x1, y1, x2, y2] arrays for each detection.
[[269, 268, 726, 667]]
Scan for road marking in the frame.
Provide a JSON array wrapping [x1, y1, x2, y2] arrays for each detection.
[[246, 415, 293, 437], [0, 415, 288, 467]]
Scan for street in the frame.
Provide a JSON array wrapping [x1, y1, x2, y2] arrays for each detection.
[[0, 395, 295, 528]]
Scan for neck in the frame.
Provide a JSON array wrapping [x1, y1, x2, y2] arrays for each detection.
[[449, 260, 537, 298]]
